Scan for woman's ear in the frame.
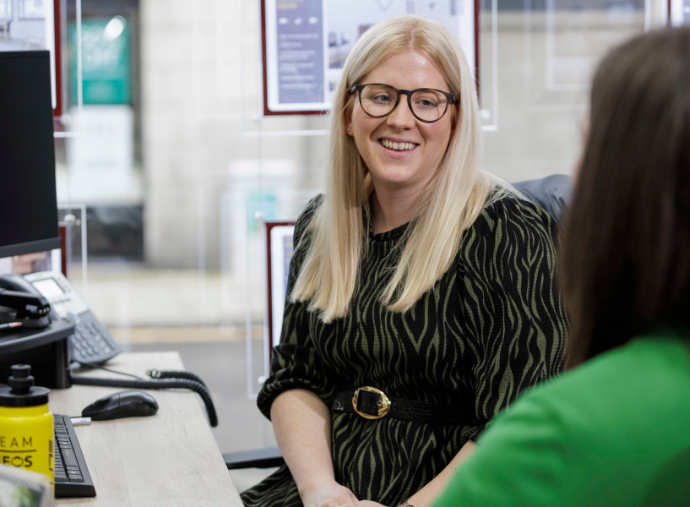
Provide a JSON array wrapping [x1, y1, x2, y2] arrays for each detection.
[[345, 115, 354, 136], [344, 98, 355, 136], [449, 102, 461, 141]]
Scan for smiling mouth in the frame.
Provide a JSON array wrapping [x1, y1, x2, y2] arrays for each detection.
[[379, 139, 418, 151]]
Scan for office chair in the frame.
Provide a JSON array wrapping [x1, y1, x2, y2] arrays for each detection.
[[512, 174, 571, 231], [223, 173, 572, 471]]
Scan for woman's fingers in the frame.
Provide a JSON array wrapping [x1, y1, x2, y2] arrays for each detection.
[[307, 482, 360, 507], [321, 498, 356, 507]]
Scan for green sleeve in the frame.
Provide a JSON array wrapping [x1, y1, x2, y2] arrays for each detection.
[[458, 196, 568, 441], [434, 390, 569, 507]]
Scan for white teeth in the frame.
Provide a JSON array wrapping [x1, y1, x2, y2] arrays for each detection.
[[382, 140, 416, 151]]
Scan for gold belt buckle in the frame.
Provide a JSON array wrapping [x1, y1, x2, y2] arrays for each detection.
[[352, 386, 391, 420]]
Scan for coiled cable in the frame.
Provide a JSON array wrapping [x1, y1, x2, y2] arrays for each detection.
[[70, 375, 218, 427], [147, 369, 207, 387]]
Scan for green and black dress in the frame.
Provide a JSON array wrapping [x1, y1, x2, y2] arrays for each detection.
[[241, 193, 568, 507]]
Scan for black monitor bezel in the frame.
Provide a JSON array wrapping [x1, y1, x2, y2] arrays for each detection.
[[0, 50, 61, 259]]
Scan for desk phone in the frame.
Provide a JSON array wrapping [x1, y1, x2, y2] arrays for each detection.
[[1, 271, 122, 365]]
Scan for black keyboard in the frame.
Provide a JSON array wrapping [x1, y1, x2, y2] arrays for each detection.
[[54, 414, 96, 498]]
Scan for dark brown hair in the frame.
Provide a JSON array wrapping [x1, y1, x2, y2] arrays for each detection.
[[561, 27, 690, 369]]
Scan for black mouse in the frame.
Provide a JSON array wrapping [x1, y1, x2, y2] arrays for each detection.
[[82, 390, 159, 421]]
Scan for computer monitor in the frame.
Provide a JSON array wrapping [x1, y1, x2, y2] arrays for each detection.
[[0, 51, 60, 258]]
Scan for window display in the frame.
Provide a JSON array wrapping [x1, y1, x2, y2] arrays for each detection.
[[261, 0, 478, 114]]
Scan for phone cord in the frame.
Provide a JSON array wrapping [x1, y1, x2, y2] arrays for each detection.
[[146, 369, 207, 388], [70, 375, 219, 427]]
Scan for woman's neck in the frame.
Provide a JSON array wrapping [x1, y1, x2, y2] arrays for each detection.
[[371, 186, 420, 234]]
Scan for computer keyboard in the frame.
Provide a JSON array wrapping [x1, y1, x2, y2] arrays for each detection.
[[54, 414, 96, 498]]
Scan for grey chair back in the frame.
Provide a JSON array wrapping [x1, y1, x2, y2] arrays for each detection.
[[512, 174, 572, 229]]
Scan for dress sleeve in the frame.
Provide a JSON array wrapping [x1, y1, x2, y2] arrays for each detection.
[[458, 196, 568, 441], [256, 195, 337, 420], [433, 389, 570, 507]]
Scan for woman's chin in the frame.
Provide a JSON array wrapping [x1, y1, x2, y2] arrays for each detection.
[[372, 175, 417, 190], [369, 167, 427, 190]]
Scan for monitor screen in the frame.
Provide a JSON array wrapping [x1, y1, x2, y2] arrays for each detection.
[[0, 51, 60, 258]]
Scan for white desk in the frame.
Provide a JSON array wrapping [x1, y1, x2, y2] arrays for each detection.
[[50, 352, 243, 507]]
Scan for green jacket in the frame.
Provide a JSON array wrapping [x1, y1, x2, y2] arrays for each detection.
[[434, 327, 690, 507]]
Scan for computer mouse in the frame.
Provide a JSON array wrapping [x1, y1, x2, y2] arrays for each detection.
[[82, 390, 159, 421]]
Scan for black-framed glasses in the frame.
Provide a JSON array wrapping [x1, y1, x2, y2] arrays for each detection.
[[349, 83, 457, 123]]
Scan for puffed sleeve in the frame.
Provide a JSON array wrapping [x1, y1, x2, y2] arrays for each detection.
[[458, 195, 568, 441], [257, 195, 337, 420]]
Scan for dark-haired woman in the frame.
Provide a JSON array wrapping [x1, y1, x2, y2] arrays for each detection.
[[434, 27, 690, 507]]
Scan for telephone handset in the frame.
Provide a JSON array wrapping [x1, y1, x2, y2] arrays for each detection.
[[0, 278, 51, 327], [0, 271, 122, 365]]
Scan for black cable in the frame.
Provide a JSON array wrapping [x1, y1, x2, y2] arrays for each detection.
[[70, 375, 218, 427], [77, 362, 143, 380], [146, 369, 207, 388]]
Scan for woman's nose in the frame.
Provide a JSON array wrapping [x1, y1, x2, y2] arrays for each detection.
[[386, 97, 415, 129]]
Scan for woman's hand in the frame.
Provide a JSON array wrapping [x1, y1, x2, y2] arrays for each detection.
[[355, 501, 387, 507], [301, 481, 359, 507]]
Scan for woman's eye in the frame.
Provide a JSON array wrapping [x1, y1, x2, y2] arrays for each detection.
[[416, 98, 437, 108], [371, 94, 392, 103]]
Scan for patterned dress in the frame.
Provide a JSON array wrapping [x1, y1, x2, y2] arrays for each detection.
[[241, 193, 568, 507]]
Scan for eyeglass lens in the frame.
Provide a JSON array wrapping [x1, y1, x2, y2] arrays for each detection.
[[359, 84, 449, 122]]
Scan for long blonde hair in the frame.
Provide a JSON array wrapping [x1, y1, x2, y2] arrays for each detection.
[[292, 15, 507, 322]]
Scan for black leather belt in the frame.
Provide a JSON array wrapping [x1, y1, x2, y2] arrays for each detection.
[[332, 387, 468, 425]]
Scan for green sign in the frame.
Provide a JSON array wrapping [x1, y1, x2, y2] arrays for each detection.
[[69, 17, 131, 105]]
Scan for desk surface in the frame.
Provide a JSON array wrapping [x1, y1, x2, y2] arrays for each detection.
[[50, 352, 243, 507]]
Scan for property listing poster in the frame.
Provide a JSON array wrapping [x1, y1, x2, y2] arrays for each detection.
[[263, 0, 475, 114], [0, 0, 58, 110], [670, 0, 690, 25], [270, 225, 295, 347]]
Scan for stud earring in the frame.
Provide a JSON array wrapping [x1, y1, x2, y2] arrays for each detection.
[[347, 128, 352, 132]]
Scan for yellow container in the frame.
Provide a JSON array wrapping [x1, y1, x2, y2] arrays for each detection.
[[0, 365, 53, 492]]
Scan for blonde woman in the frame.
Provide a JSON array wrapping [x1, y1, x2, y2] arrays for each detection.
[[241, 16, 567, 507]]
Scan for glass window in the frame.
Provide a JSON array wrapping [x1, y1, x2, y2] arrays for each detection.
[[18, 0, 44, 20], [482, 0, 645, 181], [0, 0, 11, 21]]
